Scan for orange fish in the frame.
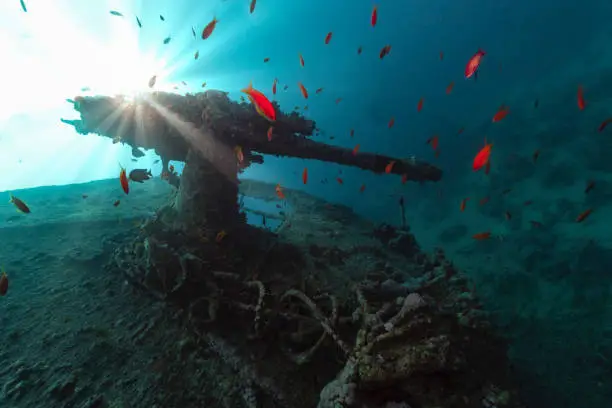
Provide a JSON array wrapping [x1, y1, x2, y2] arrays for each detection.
[[275, 184, 285, 199], [242, 82, 276, 121], [426, 135, 439, 150], [272, 78, 277, 95], [0, 268, 8, 296], [492, 105, 509, 122], [249, 0, 256, 13], [460, 197, 470, 211], [472, 231, 491, 240], [401, 174, 407, 184], [202, 17, 219, 39], [119, 164, 129, 194], [417, 97, 423, 112], [598, 118, 612, 132], [235, 146, 244, 164], [575, 208, 592, 223], [359, 183, 366, 192], [267, 126, 274, 141], [325, 32, 332, 44], [353, 144, 360, 155], [473, 139, 493, 171], [465, 49, 485, 79], [385, 160, 395, 173], [302, 168, 308, 184], [298, 82, 308, 99], [577, 85, 585, 110], [299, 53, 305, 67], [388, 117, 395, 128], [371, 5, 378, 27], [336, 177, 343, 185], [446, 82, 454, 94]]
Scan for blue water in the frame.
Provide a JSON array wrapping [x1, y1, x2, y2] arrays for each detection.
[[3, 0, 612, 407]]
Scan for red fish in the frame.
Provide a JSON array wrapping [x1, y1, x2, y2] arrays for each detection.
[[241, 82, 276, 121], [275, 184, 285, 199], [401, 174, 407, 184], [484, 161, 491, 175], [472, 231, 491, 240], [119, 164, 129, 194], [336, 177, 343, 185], [249, 0, 256, 13], [385, 160, 395, 173], [9, 193, 30, 213], [325, 32, 332, 44], [350, 129, 354, 137], [299, 53, 305, 67], [446, 82, 454, 94], [530, 220, 543, 228], [577, 85, 585, 110], [465, 49, 485, 79], [267, 126, 274, 141], [576, 208, 592, 223], [457, 127, 465, 135], [371, 5, 378, 27], [353, 144, 360, 155], [439, 51, 444, 61], [272, 78, 277, 95], [426, 135, 439, 150], [379, 45, 391, 59], [473, 139, 493, 171], [0, 268, 8, 296], [298, 82, 308, 99], [202, 17, 219, 39], [417, 97, 423, 112], [302, 168, 308, 184], [479, 196, 489, 206], [359, 183, 366, 192], [460, 197, 469, 211], [598, 118, 612, 132], [492, 105, 509, 122], [388, 117, 395, 128]]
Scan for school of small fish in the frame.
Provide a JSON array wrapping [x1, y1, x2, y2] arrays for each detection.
[[6, 0, 601, 289]]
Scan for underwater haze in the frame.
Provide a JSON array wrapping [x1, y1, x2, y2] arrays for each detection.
[[2, 0, 612, 407]]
